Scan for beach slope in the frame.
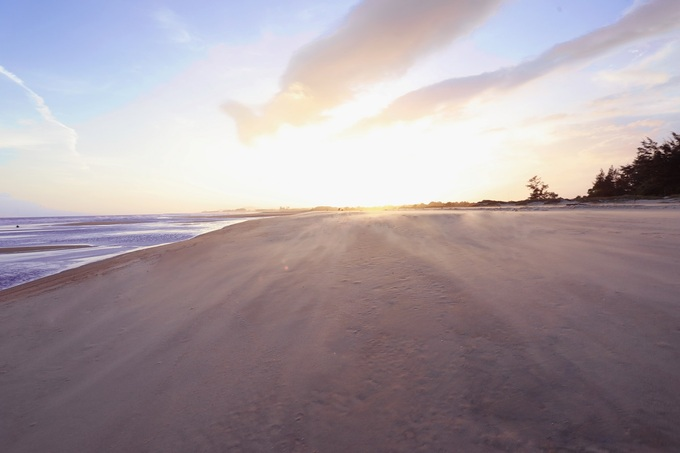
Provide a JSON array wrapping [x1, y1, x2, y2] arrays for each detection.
[[1, 210, 679, 452]]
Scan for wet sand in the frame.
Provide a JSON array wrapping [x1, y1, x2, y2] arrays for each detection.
[[1, 210, 679, 452], [0, 245, 93, 254]]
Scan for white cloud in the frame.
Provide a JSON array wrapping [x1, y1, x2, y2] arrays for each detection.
[[0, 65, 79, 158], [16, 32, 314, 213], [0, 66, 91, 213], [153, 7, 202, 48], [595, 39, 677, 88]]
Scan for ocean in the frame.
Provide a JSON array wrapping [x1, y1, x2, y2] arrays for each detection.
[[0, 214, 253, 291]]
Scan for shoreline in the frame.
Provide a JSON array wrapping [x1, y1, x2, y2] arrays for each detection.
[[0, 214, 280, 292], [0, 217, 271, 301], [1, 210, 679, 451]]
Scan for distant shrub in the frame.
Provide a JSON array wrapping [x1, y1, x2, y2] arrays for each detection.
[[526, 176, 559, 201]]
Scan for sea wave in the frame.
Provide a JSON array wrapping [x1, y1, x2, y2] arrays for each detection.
[[0, 214, 251, 290]]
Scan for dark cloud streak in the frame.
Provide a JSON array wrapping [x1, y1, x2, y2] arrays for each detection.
[[356, 0, 680, 130], [224, 0, 504, 143]]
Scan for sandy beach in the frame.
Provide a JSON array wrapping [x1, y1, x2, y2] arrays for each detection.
[[1, 209, 679, 452]]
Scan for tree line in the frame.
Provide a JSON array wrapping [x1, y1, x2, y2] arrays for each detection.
[[587, 132, 680, 198]]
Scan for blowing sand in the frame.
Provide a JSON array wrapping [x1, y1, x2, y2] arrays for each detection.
[[1, 209, 679, 452]]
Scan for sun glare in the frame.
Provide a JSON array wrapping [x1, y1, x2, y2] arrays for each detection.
[[239, 115, 506, 208]]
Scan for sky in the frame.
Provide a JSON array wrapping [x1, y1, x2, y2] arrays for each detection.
[[1, 0, 679, 215]]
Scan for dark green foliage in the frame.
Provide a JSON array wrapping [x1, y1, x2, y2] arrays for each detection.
[[587, 166, 626, 197], [588, 133, 680, 197]]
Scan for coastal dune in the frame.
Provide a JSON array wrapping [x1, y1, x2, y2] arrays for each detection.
[[1, 210, 679, 452]]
